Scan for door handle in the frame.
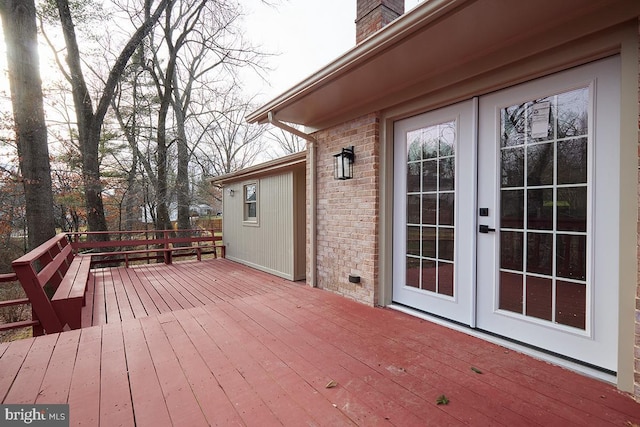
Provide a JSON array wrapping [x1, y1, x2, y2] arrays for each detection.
[[479, 225, 496, 233]]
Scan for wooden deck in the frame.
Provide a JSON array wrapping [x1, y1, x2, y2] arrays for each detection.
[[83, 258, 276, 327], [1, 259, 638, 426]]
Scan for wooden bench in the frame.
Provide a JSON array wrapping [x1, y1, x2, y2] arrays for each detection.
[[10, 230, 224, 335], [12, 234, 92, 335], [51, 255, 92, 330]]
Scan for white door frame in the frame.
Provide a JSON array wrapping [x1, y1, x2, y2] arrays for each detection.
[[475, 56, 620, 371], [391, 56, 620, 371], [392, 100, 477, 325]]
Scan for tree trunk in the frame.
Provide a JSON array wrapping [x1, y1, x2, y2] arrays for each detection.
[[174, 87, 190, 231], [1, 0, 56, 250], [55, 0, 170, 239]]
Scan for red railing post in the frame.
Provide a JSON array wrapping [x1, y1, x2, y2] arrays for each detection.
[[163, 229, 172, 265]]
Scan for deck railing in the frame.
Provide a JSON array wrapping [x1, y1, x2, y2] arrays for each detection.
[[0, 228, 224, 338], [68, 229, 224, 267], [0, 272, 39, 334]]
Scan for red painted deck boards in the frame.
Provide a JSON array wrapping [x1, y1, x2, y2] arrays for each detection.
[[3, 333, 58, 404], [99, 323, 134, 426], [120, 319, 171, 427], [0, 258, 638, 426], [67, 327, 102, 427], [111, 267, 134, 322], [0, 337, 33, 402], [36, 329, 81, 404], [139, 315, 209, 426], [91, 268, 107, 326]]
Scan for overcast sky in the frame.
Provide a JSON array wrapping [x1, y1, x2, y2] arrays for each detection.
[[0, 1, 422, 104], [242, 0, 423, 103]]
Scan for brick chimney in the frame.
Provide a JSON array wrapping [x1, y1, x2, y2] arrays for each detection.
[[355, 0, 405, 44]]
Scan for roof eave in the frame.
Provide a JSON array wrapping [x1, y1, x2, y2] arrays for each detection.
[[245, 0, 471, 125], [210, 151, 306, 185]]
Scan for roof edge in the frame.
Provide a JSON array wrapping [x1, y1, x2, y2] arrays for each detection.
[[210, 151, 306, 184], [246, 0, 472, 125]]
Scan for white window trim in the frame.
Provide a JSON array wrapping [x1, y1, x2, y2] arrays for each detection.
[[243, 181, 259, 226]]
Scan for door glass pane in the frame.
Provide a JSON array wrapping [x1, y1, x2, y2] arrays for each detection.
[[422, 194, 437, 225], [527, 188, 553, 230], [422, 227, 436, 258], [422, 260, 437, 292], [407, 226, 421, 256], [501, 105, 526, 147], [439, 158, 455, 191], [557, 187, 587, 232], [499, 272, 523, 313], [439, 193, 455, 226], [556, 281, 586, 329], [407, 131, 422, 161], [501, 148, 524, 187], [407, 195, 420, 224], [526, 233, 552, 276], [501, 190, 524, 228], [525, 276, 552, 321], [438, 262, 454, 296], [404, 119, 456, 297], [438, 228, 454, 261], [557, 138, 587, 184], [407, 163, 421, 192], [556, 234, 586, 280], [422, 127, 439, 159], [498, 86, 589, 329], [406, 257, 420, 288], [557, 88, 589, 137], [422, 160, 438, 191], [500, 231, 523, 271], [527, 143, 554, 186]]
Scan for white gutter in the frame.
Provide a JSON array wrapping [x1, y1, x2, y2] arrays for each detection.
[[268, 112, 318, 288]]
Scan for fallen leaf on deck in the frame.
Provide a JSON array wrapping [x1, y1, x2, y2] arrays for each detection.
[[436, 394, 449, 405], [471, 367, 483, 374], [326, 380, 338, 388]]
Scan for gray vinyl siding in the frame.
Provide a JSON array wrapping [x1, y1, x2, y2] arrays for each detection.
[[222, 169, 305, 280]]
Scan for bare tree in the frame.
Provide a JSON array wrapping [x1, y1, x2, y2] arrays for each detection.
[[0, 0, 56, 250], [194, 88, 267, 177], [51, 0, 169, 239], [141, 0, 267, 230], [266, 125, 306, 156]]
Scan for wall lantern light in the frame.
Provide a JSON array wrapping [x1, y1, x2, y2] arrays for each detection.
[[333, 146, 355, 180], [227, 188, 234, 197]]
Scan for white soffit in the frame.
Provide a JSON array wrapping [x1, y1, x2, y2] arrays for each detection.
[[247, 0, 640, 130]]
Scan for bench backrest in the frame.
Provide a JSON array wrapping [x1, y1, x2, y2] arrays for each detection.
[[12, 234, 75, 335]]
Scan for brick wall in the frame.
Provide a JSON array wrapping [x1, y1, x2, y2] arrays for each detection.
[[356, 0, 404, 44], [307, 113, 380, 305]]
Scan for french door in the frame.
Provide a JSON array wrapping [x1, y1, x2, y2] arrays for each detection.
[[393, 56, 620, 370], [476, 57, 619, 370], [392, 100, 477, 325]]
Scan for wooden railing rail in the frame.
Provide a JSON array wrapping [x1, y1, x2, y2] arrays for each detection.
[[0, 269, 39, 334], [68, 229, 224, 267]]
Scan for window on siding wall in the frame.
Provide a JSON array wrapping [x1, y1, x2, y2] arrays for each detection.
[[244, 182, 258, 223]]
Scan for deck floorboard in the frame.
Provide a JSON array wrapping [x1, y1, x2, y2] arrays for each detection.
[[1, 258, 638, 426]]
